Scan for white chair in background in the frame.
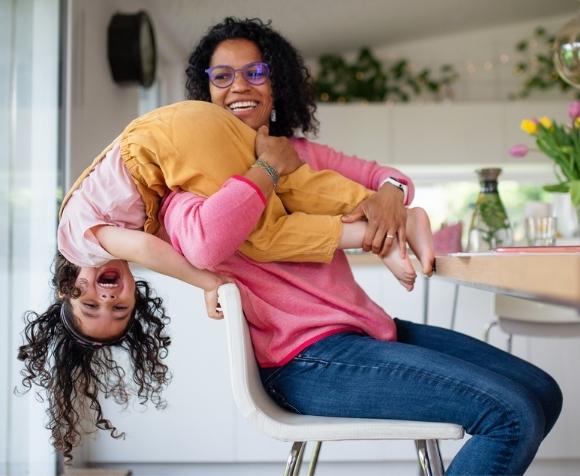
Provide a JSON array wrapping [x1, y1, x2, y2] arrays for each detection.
[[218, 283, 464, 476], [485, 294, 580, 352]]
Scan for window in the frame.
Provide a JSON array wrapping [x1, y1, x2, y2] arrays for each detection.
[[413, 179, 571, 247], [1, 0, 60, 473]]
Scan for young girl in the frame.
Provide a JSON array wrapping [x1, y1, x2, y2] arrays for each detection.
[[18, 245, 227, 460]]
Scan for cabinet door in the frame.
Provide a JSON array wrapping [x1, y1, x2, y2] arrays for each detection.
[[316, 104, 392, 164], [391, 103, 504, 165]]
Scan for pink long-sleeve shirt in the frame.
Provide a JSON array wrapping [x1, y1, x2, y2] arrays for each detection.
[[161, 138, 414, 367]]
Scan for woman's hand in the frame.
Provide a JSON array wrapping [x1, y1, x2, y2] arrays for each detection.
[[255, 125, 304, 176], [341, 184, 408, 258]]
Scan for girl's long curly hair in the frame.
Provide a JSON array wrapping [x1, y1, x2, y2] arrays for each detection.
[[186, 17, 318, 138], [17, 253, 172, 461]]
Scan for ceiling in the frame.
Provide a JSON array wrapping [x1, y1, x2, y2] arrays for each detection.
[[123, 0, 578, 61]]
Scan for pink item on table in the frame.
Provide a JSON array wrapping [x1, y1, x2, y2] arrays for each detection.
[[433, 222, 463, 254]]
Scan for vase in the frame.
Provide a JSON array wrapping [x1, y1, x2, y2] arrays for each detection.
[[466, 168, 513, 252]]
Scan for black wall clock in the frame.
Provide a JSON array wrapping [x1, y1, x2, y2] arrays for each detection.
[[107, 11, 157, 88]]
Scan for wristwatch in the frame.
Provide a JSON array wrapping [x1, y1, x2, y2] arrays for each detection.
[[382, 176, 409, 204]]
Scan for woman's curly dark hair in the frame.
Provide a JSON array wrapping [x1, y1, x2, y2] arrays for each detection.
[[186, 17, 318, 138], [17, 252, 172, 461]]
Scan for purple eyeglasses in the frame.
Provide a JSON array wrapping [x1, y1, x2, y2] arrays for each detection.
[[205, 62, 270, 88]]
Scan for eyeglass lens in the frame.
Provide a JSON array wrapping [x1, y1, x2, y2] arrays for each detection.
[[207, 62, 270, 88]]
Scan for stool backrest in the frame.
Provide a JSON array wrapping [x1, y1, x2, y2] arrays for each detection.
[[218, 283, 288, 423]]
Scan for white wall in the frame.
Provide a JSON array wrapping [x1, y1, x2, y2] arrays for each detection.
[[66, 0, 142, 187]]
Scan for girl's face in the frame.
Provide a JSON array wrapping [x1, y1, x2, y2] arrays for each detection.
[[69, 260, 136, 340], [208, 38, 273, 131]]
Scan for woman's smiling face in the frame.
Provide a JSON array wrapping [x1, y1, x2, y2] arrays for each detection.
[[208, 38, 273, 131]]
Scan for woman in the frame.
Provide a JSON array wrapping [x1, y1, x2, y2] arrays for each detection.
[[175, 17, 563, 475]]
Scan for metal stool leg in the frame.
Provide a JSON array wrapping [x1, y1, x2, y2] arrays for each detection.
[[306, 441, 322, 476], [292, 441, 306, 476], [484, 320, 514, 353], [415, 439, 445, 476], [284, 441, 306, 476], [483, 320, 498, 342], [449, 284, 460, 330], [422, 276, 430, 324], [506, 333, 513, 353]]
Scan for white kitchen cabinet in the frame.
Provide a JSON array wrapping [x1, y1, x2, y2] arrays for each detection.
[[315, 101, 568, 168], [316, 104, 392, 164]]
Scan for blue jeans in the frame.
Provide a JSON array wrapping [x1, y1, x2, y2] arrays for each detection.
[[259, 319, 562, 476]]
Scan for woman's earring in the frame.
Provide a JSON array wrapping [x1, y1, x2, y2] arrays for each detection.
[[270, 109, 277, 123]]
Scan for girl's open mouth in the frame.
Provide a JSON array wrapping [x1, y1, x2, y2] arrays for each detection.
[[97, 270, 120, 288]]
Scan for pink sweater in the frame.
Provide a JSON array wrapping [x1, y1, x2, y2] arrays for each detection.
[[161, 138, 414, 367]]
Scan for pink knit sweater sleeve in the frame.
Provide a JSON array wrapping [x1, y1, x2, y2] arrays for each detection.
[[159, 176, 265, 269], [291, 138, 415, 206]]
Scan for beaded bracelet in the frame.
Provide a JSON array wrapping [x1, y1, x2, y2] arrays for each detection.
[[252, 158, 280, 186]]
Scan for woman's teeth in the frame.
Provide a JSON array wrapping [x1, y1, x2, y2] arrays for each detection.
[[229, 101, 257, 112]]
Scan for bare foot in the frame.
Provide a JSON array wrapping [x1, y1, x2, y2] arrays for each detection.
[[381, 242, 417, 291], [406, 207, 435, 276]]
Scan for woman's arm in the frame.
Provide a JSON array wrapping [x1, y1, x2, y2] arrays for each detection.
[[163, 189, 392, 260], [291, 138, 415, 199], [293, 138, 415, 257]]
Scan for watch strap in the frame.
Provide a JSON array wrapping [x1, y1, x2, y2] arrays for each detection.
[[381, 176, 409, 204]]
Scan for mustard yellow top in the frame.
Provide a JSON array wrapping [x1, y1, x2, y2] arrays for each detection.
[[61, 101, 372, 263]]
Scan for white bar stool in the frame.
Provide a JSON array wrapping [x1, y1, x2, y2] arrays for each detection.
[[218, 284, 464, 476]]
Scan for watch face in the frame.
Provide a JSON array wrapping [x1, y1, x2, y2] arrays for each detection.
[[139, 15, 156, 87]]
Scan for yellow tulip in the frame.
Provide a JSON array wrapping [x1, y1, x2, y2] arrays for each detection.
[[575, 117, 580, 128], [520, 119, 538, 135], [538, 116, 553, 129]]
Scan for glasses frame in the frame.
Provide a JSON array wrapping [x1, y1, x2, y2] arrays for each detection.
[[205, 61, 271, 88]]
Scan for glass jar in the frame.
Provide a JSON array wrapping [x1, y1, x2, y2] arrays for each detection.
[[466, 168, 512, 252]]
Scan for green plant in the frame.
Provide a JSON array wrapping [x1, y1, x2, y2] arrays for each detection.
[[313, 47, 459, 103], [510, 26, 580, 100], [476, 194, 511, 246]]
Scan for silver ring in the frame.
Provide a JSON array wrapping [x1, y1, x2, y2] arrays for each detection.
[[386, 234, 395, 239]]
